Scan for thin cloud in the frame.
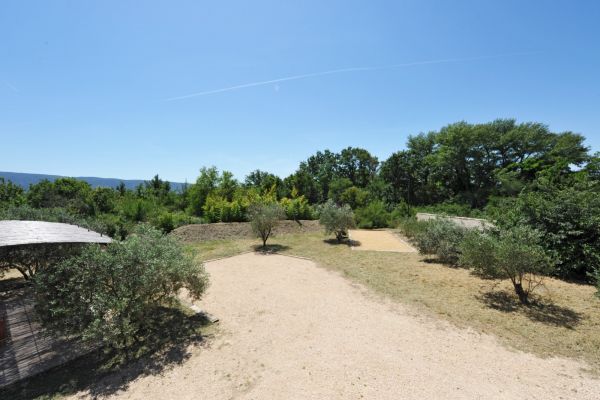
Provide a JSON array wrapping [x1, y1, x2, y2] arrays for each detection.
[[3, 80, 19, 93], [165, 51, 538, 101]]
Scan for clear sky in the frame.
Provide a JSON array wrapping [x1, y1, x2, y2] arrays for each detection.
[[1, 0, 599, 182]]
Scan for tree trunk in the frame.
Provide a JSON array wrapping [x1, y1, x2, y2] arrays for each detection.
[[514, 282, 529, 305]]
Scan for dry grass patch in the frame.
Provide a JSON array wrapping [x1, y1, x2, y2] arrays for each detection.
[[191, 232, 600, 370]]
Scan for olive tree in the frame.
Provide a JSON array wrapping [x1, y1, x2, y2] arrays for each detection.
[[319, 200, 356, 242], [0, 243, 82, 280], [33, 225, 209, 351], [459, 226, 553, 304], [248, 202, 285, 248]]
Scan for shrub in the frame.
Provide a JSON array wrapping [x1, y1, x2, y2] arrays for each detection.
[[414, 219, 466, 264], [33, 225, 209, 351], [156, 212, 175, 233], [459, 226, 553, 304], [397, 217, 427, 239], [248, 202, 285, 247], [513, 179, 600, 281], [203, 195, 247, 223], [339, 186, 369, 209], [319, 200, 356, 242], [0, 177, 25, 207], [280, 195, 313, 220], [389, 201, 414, 227], [355, 201, 390, 229]]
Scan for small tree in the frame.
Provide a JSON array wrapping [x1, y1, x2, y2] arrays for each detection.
[[248, 202, 285, 247], [414, 219, 466, 264], [33, 225, 209, 351], [459, 226, 553, 304], [319, 200, 356, 242]]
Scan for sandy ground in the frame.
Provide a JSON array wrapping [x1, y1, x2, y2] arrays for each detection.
[[72, 253, 599, 399], [349, 229, 416, 252]]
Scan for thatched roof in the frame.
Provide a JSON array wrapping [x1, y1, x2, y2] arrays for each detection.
[[0, 220, 112, 247]]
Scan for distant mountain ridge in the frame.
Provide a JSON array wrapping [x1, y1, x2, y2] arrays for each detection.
[[0, 171, 186, 191]]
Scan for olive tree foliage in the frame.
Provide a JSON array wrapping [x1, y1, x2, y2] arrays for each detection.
[[248, 202, 285, 247], [318, 200, 356, 242], [33, 225, 209, 351], [459, 226, 553, 304], [0, 243, 82, 280]]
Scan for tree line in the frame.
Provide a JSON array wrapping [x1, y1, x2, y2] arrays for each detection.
[[1, 118, 598, 280]]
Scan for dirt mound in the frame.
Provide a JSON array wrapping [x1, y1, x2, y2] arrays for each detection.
[[171, 220, 321, 243]]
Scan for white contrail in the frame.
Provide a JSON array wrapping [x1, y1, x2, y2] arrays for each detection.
[[3, 80, 19, 92], [165, 51, 538, 101]]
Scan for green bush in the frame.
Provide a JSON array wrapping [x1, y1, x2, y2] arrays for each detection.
[[280, 195, 313, 220], [339, 186, 369, 209], [513, 179, 600, 281], [414, 219, 466, 264], [389, 201, 414, 227], [203, 195, 247, 223], [459, 226, 553, 304], [0, 178, 25, 207], [397, 217, 427, 239], [156, 212, 175, 233], [355, 201, 390, 229], [319, 200, 356, 242], [33, 225, 209, 351]]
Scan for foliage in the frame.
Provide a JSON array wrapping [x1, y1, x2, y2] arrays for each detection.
[[318, 200, 356, 242], [186, 167, 220, 216], [413, 219, 466, 264], [355, 201, 390, 229], [27, 178, 95, 215], [397, 217, 427, 239], [247, 202, 285, 247], [459, 226, 553, 304], [0, 177, 25, 206], [279, 190, 313, 220], [339, 186, 369, 209], [511, 178, 600, 281], [389, 201, 414, 227], [379, 120, 589, 208], [203, 194, 247, 223], [0, 243, 83, 280], [33, 225, 209, 351]]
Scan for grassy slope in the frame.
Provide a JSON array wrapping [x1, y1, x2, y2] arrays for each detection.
[[193, 231, 600, 371]]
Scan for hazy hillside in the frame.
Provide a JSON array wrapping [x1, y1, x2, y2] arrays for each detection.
[[0, 171, 185, 191]]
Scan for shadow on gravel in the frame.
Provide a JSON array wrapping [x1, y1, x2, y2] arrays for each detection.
[[0, 307, 213, 400], [480, 290, 582, 329]]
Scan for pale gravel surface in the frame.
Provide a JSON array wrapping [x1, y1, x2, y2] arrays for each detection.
[[349, 229, 417, 252], [72, 253, 599, 399]]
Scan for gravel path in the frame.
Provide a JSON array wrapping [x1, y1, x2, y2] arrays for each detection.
[[349, 229, 416, 252], [75, 253, 599, 399]]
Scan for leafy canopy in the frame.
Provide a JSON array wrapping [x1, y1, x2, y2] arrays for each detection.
[[33, 224, 209, 350]]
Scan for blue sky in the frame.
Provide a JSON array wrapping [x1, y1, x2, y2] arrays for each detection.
[[1, 0, 599, 182]]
